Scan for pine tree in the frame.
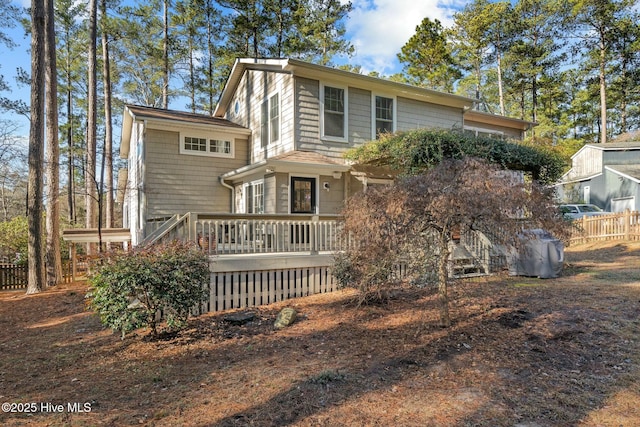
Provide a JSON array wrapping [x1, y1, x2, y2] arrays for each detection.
[[45, 0, 63, 286], [26, 0, 46, 294], [397, 17, 462, 92]]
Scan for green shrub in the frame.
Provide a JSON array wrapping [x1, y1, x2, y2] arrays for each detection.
[[0, 216, 28, 263], [87, 241, 210, 338]]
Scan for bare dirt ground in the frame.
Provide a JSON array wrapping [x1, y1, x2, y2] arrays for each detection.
[[1, 241, 639, 427]]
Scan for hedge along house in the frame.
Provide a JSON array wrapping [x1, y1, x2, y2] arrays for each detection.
[[118, 58, 534, 311]]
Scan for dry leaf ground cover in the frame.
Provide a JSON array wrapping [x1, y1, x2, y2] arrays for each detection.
[[1, 241, 639, 427]]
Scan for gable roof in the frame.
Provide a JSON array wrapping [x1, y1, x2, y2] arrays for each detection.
[[605, 164, 640, 183], [463, 109, 535, 131], [120, 105, 250, 158], [214, 58, 478, 118], [221, 150, 350, 181], [571, 140, 640, 160]]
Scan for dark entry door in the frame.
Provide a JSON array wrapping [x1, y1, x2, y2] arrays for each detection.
[[290, 177, 316, 214]]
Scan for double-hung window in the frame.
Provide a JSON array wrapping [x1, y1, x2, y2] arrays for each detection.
[[322, 84, 347, 141], [244, 180, 264, 214], [374, 95, 395, 138], [261, 93, 280, 147]]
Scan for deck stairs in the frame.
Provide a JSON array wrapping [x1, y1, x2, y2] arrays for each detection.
[[450, 242, 486, 278], [450, 231, 509, 279]]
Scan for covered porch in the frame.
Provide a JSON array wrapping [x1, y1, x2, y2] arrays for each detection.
[[62, 228, 131, 281]]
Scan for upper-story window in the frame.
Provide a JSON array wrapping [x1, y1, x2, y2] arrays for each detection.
[[261, 93, 280, 147], [374, 95, 395, 139], [180, 132, 235, 158], [321, 84, 347, 141]]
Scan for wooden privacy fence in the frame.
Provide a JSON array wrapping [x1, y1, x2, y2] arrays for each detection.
[[0, 264, 28, 290], [0, 262, 80, 291], [571, 210, 640, 243]]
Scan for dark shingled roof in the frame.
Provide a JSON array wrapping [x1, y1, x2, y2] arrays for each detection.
[[269, 150, 345, 166], [126, 104, 247, 130]]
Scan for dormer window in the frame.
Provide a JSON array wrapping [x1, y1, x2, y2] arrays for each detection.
[[180, 132, 235, 158]]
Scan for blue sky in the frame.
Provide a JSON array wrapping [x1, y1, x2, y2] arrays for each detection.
[[1, 0, 466, 137]]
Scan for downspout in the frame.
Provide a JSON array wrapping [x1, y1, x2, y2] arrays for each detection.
[[140, 119, 148, 243], [219, 176, 235, 213]]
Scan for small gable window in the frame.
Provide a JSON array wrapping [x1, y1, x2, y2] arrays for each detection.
[[184, 136, 207, 152], [180, 132, 235, 158]]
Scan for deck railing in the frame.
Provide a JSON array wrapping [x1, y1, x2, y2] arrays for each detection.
[[143, 213, 351, 255], [193, 213, 350, 255]]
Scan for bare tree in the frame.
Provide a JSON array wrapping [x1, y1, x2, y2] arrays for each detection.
[[26, 0, 46, 294], [0, 119, 27, 221], [338, 158, 569, 327]]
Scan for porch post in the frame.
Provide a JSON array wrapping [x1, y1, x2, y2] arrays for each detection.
[[71, 243, 77, 283], [310, 215, 318, 255]]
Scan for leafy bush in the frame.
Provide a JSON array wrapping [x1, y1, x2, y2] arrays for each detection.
[[0, 216, 28, 263], [88, 241, 210, 338], [344, 128, 566, 185]]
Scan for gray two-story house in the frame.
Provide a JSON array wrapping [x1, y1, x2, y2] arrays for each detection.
[[555, 141, 640, 212], [120, 58, 534, 246]]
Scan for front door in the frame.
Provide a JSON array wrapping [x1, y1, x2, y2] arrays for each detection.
[[291, 177, 316, 214]]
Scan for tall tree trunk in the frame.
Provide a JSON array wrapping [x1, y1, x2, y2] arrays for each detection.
[[101, 0, 113, 230], [496, 49, 505, 116], [162, 0, 169, 109], [207, 6, 214, 116], [66, 68, 74, 225], [599, 37, 607, 143], [27, 0, 46, 294], [44, 0, 63, 286], [531, 75, 538, 135], [86, 0, 98, 253], [437, 231, 451, 328]]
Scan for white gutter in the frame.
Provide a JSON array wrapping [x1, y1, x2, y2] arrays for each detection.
[[219, 176, 236, 213]]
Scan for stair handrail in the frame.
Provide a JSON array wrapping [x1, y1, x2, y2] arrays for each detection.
[[459, 229, 492, 275], [141, 213, 190, 246]]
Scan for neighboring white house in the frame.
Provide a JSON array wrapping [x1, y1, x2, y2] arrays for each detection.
[[555, 141, 640, 212], [119, 58, 534, 246]]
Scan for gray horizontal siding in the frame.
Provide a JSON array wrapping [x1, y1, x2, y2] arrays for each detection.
[[144, 129, 248, 216], [464, 119, 523, 139], [295, 77, 465, 160], [397, 97, 463, 131], [295, 77, 321, 146], [349, 87, 372, 143]]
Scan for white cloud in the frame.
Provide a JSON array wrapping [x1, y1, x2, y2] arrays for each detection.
[[343, 0, 465, 75]]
